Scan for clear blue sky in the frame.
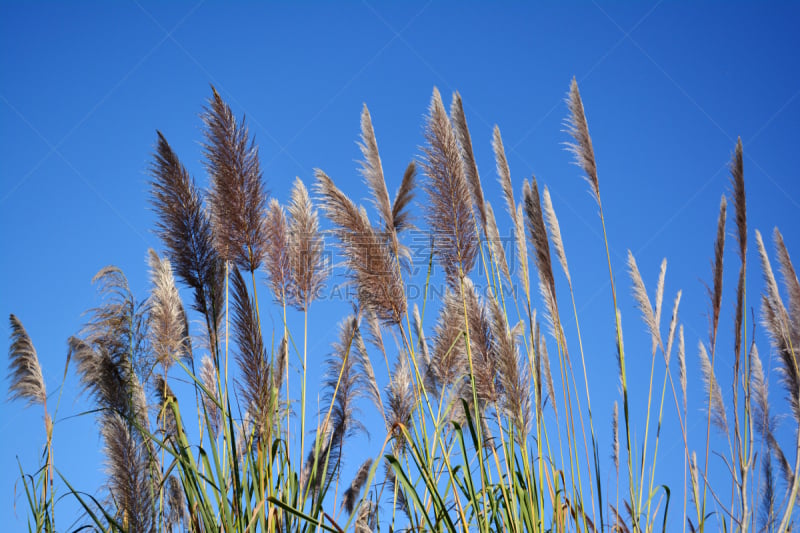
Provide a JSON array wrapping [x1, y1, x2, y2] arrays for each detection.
[[1, 1, 799, 530]]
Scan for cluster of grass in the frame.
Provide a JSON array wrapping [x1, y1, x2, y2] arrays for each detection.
[[7, 79, 799, 532]]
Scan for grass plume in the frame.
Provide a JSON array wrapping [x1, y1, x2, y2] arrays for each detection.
[[287, 177, 327, 311], [7, 314, 47, 407], [565, 77, 599, 203], [316, 170, 406, 325], [698, 341, 728, 435], [421, 88, 477, 286], [202, 86, 268, 272]]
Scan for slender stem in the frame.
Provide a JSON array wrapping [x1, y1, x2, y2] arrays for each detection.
[[300, 307, 309, 488]]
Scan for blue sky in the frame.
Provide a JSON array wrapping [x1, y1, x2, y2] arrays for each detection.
[[1, 1, 799, 530]]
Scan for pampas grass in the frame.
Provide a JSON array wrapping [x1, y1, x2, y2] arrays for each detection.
[[7, 314, 46, 407], [710, 196, 727, 350], [494, 126, 530, 299], [523, 177, 559, 335], [359, 105, 393, 233], [565, 78, 599, 203], [627, 251, 662, 351], [287, 177, 327, 312], [698, 341, 728, 436], [343, 458, 373, 515], [148, 249, 188, 372], [264, 198, 291, 306], [542, 187, 571, 286], [149, 131, 224, 334], [323, 315, 370, 442], [538, 327, 557, 418], [101, 412, 156, 532], [756, 229, 798, 421], [429, 288, 469, 398], [489, 295, 531, 443], [199, 354, 221, 437], [451, 92, 487, 236], [316, 169, 407, 325], [230, 267, 270, 434], [203, 87, 268, 273], [9, 81, 800, 533], [391, 162, 417, 238], [421, 88, 477, 286]]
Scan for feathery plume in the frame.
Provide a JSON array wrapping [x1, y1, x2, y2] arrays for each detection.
[[202, 86, 268, 272], [756, 230, 788, 328], [542, 187, 571, 285], [316, 170, 406, 325], [493, 126, 530, 297], [230, 268, 270, 435], [324, 316, 369, 443], [730, 138, 746, 261], [154, 374, 179, 445], [731, 139, 748, 375], [610, 505, 631, 533], [698, 341, 728, 435], [273, 335, 288, 396], [750, 343, 771, 438], [654, 259, 667, 338], [450, 92, 487, 234], [70, 267, 149, 421], [690, 452, 700, 508], [102, 412, 155, 532], [539, 330, 557, 418], [430, 290, 468, 397], [391, 162, 417, 237], [665, 291, 682, 365], [363, 311, 387, 363], [421, 87, 477, 286], [612, 401, 619, 472], [756, 230, 798, 422], [199, 355, 221, 437], [287, 177, 327, 311], [264, 199, 291, 305], [516, 204, 530, 297], [412, 304, 430, 370], [709, 196, 727, 349], [774, 228, 800, 343], [627, 251, 663, 351], [177, 302, 192, 367], [359, 105, 393, 231], [386, 354, 414, 446], [523, 178, 559, 334], [355, 499, 378, 533], [759, 450, 776, 533], [300, 419, 343, 497], [69, 335, 142, 429], [7, 314, 46, 407], [147, 250, 186, 373], [237, 409, 254, 461], [343, 458, 373, 515], [751, 342, 794, 495], [356, 322, 384, 419], [493, 126, 515, 220], [165, 475, 187, 531], [149, 131, 224, 333], [467, 284, 498, 406], [565, 78, 600, 203], [489, 296, 531, 443]]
